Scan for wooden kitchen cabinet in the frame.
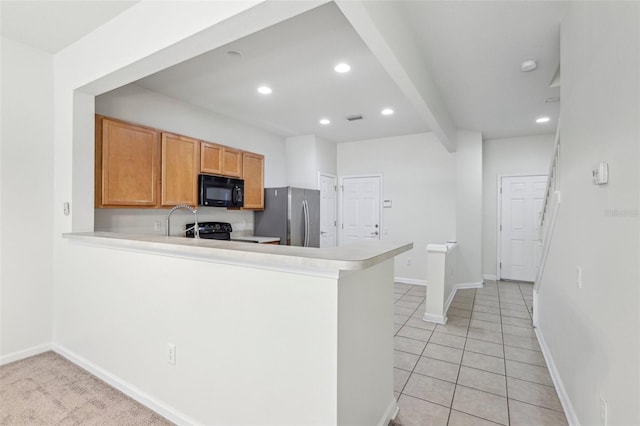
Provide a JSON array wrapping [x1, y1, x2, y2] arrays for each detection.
[[242, 151, 265, 210], [161, 133, 200, 207], [200, 142, 242, 178], [95, 116, 160, 207]]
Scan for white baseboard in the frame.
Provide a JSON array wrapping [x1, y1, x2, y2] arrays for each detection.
[[534, 327, 579, 426], [444, 287, 457, 314], [52, 344, 197, 426], [378, 397, 399, 426], [483, 274, 497, 282], [395, 277, 427, 286], [0, 343, 52, 366], [455, 282, 484, 290], [422, 313, 447, 324]]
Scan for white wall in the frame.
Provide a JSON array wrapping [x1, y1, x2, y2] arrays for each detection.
[[95, 83, 288, 235], [285, 134, 337, 189], [286, 135, 317, 189], [455, 130, 483, 285], [482, 134, 555, 278], [0, 38, 54, 362], [338, 132, 456, 282], [538, 3, 639, 425]]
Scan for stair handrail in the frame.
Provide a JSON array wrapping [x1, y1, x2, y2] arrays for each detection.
[[534, 123, 562, 292]]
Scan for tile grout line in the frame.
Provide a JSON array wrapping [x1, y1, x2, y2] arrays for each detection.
[[447, 286, 477, 425], [497, 280, 512, 426]]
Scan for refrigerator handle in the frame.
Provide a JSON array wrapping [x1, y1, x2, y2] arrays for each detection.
[[303, 199, 309, 247]]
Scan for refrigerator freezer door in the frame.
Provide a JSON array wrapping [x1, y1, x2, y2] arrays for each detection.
[[254, 187, 288, 244]]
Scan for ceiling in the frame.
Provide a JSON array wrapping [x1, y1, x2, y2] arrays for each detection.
[[0, 0, 138, 54], [134, 2, 428, 143], [1, 0, 568, 143], [396, 1, 567, 140]]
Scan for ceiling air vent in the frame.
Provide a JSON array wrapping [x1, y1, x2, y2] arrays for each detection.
[[346, 114, 364, 121]]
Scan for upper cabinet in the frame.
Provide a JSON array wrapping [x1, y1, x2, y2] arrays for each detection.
[[161, 133, 200, 207], [201, 142, 242, 178], [96, 115, 265, 210], [242, 152, 265, 210], [95, 116, 160, 207], [222, 147, 242, 177]]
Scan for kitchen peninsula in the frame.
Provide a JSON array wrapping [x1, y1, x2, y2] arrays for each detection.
[[61, 232, 411, 425]]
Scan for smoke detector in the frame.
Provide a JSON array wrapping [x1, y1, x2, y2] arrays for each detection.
[[520, 60, 537, 72]]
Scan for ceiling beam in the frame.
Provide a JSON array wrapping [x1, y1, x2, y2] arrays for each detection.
[[336, 1, 457, 152]]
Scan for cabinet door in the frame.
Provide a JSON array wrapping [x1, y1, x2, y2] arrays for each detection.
[[222, 148, 242, 177], [162, 133, 199, 207], [200, 142, 223, 174], [98, 117, 160, 207], [242, 152, 264, 210]]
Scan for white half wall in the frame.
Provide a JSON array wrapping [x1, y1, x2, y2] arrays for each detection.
[[337, 132, 456, 282], [0, 38, 54, 361], [482, 134, 555, 277], [455, 130, 483, 285], [537, 3, 639, 425]]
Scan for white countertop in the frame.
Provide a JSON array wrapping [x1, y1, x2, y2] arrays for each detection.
[[231, 235, 281, 244], [63, 232, 412, 275]]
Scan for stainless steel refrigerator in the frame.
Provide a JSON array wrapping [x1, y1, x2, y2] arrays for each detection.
[[254, 187, 320, 247]]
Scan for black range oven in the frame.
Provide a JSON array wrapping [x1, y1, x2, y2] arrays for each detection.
[[185, 222, 233, 240]]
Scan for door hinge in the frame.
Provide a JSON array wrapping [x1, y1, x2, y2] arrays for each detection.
[[500, 262, 502, 269], [500, 224, 502, 231], [500, 187, 502, 194], [334, 220, 336, 227]]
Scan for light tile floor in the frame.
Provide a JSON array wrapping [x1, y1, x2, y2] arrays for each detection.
[[393, 280, 568, 426]]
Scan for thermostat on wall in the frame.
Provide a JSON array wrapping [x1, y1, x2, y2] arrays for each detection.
[[592, 162, 609, 185], [383, 200, 392, 208]]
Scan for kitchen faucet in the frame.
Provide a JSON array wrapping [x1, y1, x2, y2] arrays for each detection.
[[166, 205, 199, 238]]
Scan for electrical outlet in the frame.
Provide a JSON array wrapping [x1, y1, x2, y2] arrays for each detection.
[[576, 266, 583, 289], [600, 395, 608, 426], [167, 343, 176, 366], [153, 221, 162, 232], [407, 258, 412, 266]]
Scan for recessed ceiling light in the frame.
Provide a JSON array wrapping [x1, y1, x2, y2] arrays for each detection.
[[381, 108, 394, 116], [257, 86, 272, 95], [319, 118, 331, 125], [334, 63, 351, 73], [521, 60, 537, 72], [536, 116, 550, 123]]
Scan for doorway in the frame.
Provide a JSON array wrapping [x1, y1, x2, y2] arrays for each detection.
[[340, 175, 382, 246], [499, 175, 548, 281], [318, 173, 337, 248]]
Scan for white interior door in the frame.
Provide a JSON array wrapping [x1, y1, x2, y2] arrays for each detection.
[[319, 173, 337, 248], [341, 176, 381, 246], [500, 175, 548, 281]]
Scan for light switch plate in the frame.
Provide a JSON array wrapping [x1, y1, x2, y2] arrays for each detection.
[[592, 162, 609, 185]]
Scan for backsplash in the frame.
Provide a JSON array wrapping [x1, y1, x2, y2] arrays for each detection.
[[94, 207, 254, 237]]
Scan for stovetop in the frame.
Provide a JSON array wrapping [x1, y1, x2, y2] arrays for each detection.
[[185, 222, 233, 239]]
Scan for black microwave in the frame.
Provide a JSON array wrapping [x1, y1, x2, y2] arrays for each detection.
[[198, 174, 244, 208]]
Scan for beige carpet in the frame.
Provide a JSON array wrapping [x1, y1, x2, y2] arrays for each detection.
[[0, 351, 173, 425]]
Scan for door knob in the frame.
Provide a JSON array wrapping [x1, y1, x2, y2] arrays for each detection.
[[371, 231, 379, 236], [375, 224, 379, 228]]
